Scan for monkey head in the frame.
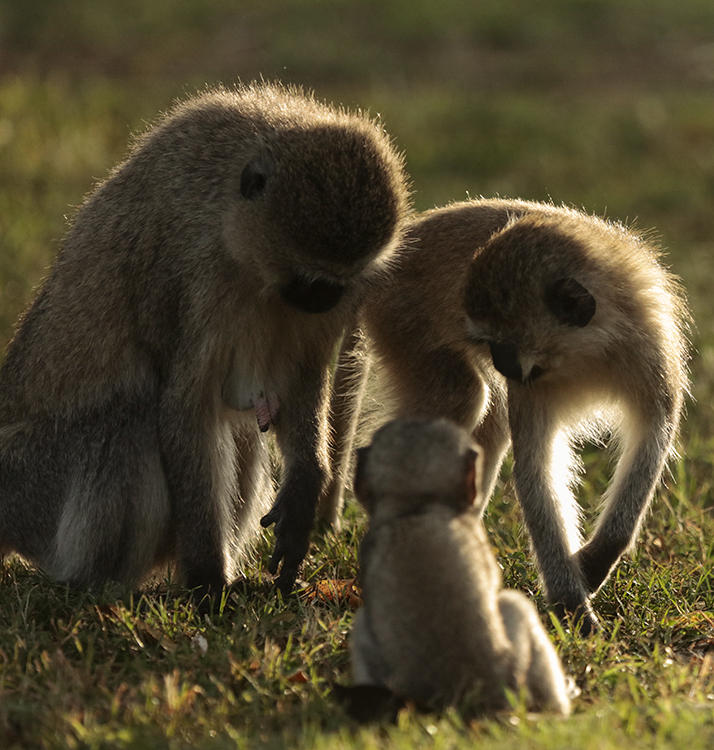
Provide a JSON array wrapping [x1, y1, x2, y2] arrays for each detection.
[[463, 214, 600, 385], [230, 102, 410, 315], [354, 418, 483, 519]]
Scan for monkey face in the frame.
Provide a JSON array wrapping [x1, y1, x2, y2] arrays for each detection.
[[234, 123, 408, 282], [232, 124, 408, 316], [464, 219, 597, 384]]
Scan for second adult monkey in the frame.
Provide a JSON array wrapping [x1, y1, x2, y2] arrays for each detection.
[[327, 199, 689, 633], [0, 83, 409, 599]]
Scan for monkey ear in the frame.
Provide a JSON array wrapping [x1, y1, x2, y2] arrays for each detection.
[[240, 156, 272, 200], [463, 447, 483, 511], [545, 277, 596, 328], [353, 446, 374, 513]]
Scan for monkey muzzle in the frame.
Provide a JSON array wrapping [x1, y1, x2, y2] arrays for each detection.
[[489, 342, 545, 383], [280, 274, 346, 313]]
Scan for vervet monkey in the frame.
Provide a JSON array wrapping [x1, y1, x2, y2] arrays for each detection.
[[349, 418, 572, 715], [328, 199, 689, 633], [0, 83, 409, 599]]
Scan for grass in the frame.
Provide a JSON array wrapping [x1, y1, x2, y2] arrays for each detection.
[[2, 0, 714, 747]]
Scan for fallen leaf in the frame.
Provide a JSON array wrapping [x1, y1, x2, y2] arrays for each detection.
[[304, 578, 363, 609]]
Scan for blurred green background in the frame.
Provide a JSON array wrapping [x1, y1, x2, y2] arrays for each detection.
[[3, 5, 714, 746], [1, 0, 714, 433]]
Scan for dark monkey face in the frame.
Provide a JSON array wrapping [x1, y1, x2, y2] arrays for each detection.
[[464, 215, 599, 384], [469, 277, 596, 384], [239, 154, 386, 314], [280, 273, 346, 314]]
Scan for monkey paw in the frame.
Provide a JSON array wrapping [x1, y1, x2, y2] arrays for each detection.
[[260, 507, 312, 594], [552, 599, 600, 637], [185, 569, 229, 616], [576, 540, 621, 595]]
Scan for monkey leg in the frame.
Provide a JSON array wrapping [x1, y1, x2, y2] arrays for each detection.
[[508, 392, 599, 635], [576, 418, 674, 594], [318, 325, 371, 530], [341, 609, 403, 724], [0, 421, 73, 570], [350, 608, 390, 686], [52, 424, 170, 587], [471, 387, 510, 509], [160, 377, 240, 600], [498, 590, 571, 715], [0, 398, 171, 588]]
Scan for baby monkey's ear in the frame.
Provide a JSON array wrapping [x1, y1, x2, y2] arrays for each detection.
[[545, 277, 596, 328], [353, 445, 374, 514], [464, 445, 484, 513]]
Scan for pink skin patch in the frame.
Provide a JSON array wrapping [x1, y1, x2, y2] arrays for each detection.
[[255, 391, 280, 432]]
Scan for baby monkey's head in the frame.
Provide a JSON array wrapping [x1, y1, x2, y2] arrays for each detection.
[[354, 418, 483, 519]]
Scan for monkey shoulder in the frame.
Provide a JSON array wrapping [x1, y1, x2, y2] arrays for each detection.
[[365, 203, 517, 353]]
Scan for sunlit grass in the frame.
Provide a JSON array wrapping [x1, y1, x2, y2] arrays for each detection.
[[2, 0, 714, 747]]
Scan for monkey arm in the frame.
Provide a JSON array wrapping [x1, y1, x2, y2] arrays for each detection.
[[260, 358, 332, 593], [576, 397, 679, 594], [507, 388, 599, 634], [498, 590, 572, 715]]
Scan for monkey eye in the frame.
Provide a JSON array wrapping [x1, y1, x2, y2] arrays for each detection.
[[240, 157, 272, 200]]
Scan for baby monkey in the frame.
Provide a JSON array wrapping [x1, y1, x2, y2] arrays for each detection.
[[349, 418, 572, 716], [329, 199, 689, 634]]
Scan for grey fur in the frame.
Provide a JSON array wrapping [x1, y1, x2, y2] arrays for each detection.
[[351, 418, 572, 714], [0, 83, 410, 597]]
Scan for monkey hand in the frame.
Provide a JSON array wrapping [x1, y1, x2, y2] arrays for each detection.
[[552, 598, 600, 637], [575, 539, 620, 595], [260, 501, 312, 594]]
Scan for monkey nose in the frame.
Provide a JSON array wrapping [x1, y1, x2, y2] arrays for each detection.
[[489, 342, 523, 381]]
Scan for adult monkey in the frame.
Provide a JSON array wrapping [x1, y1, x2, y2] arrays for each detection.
[[0, 83, 410, 601], [323, 199, 689, 633]]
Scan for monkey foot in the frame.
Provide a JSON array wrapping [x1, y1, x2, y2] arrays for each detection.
[[333, 684, 405, 724], [552, 599, 600, 636]]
